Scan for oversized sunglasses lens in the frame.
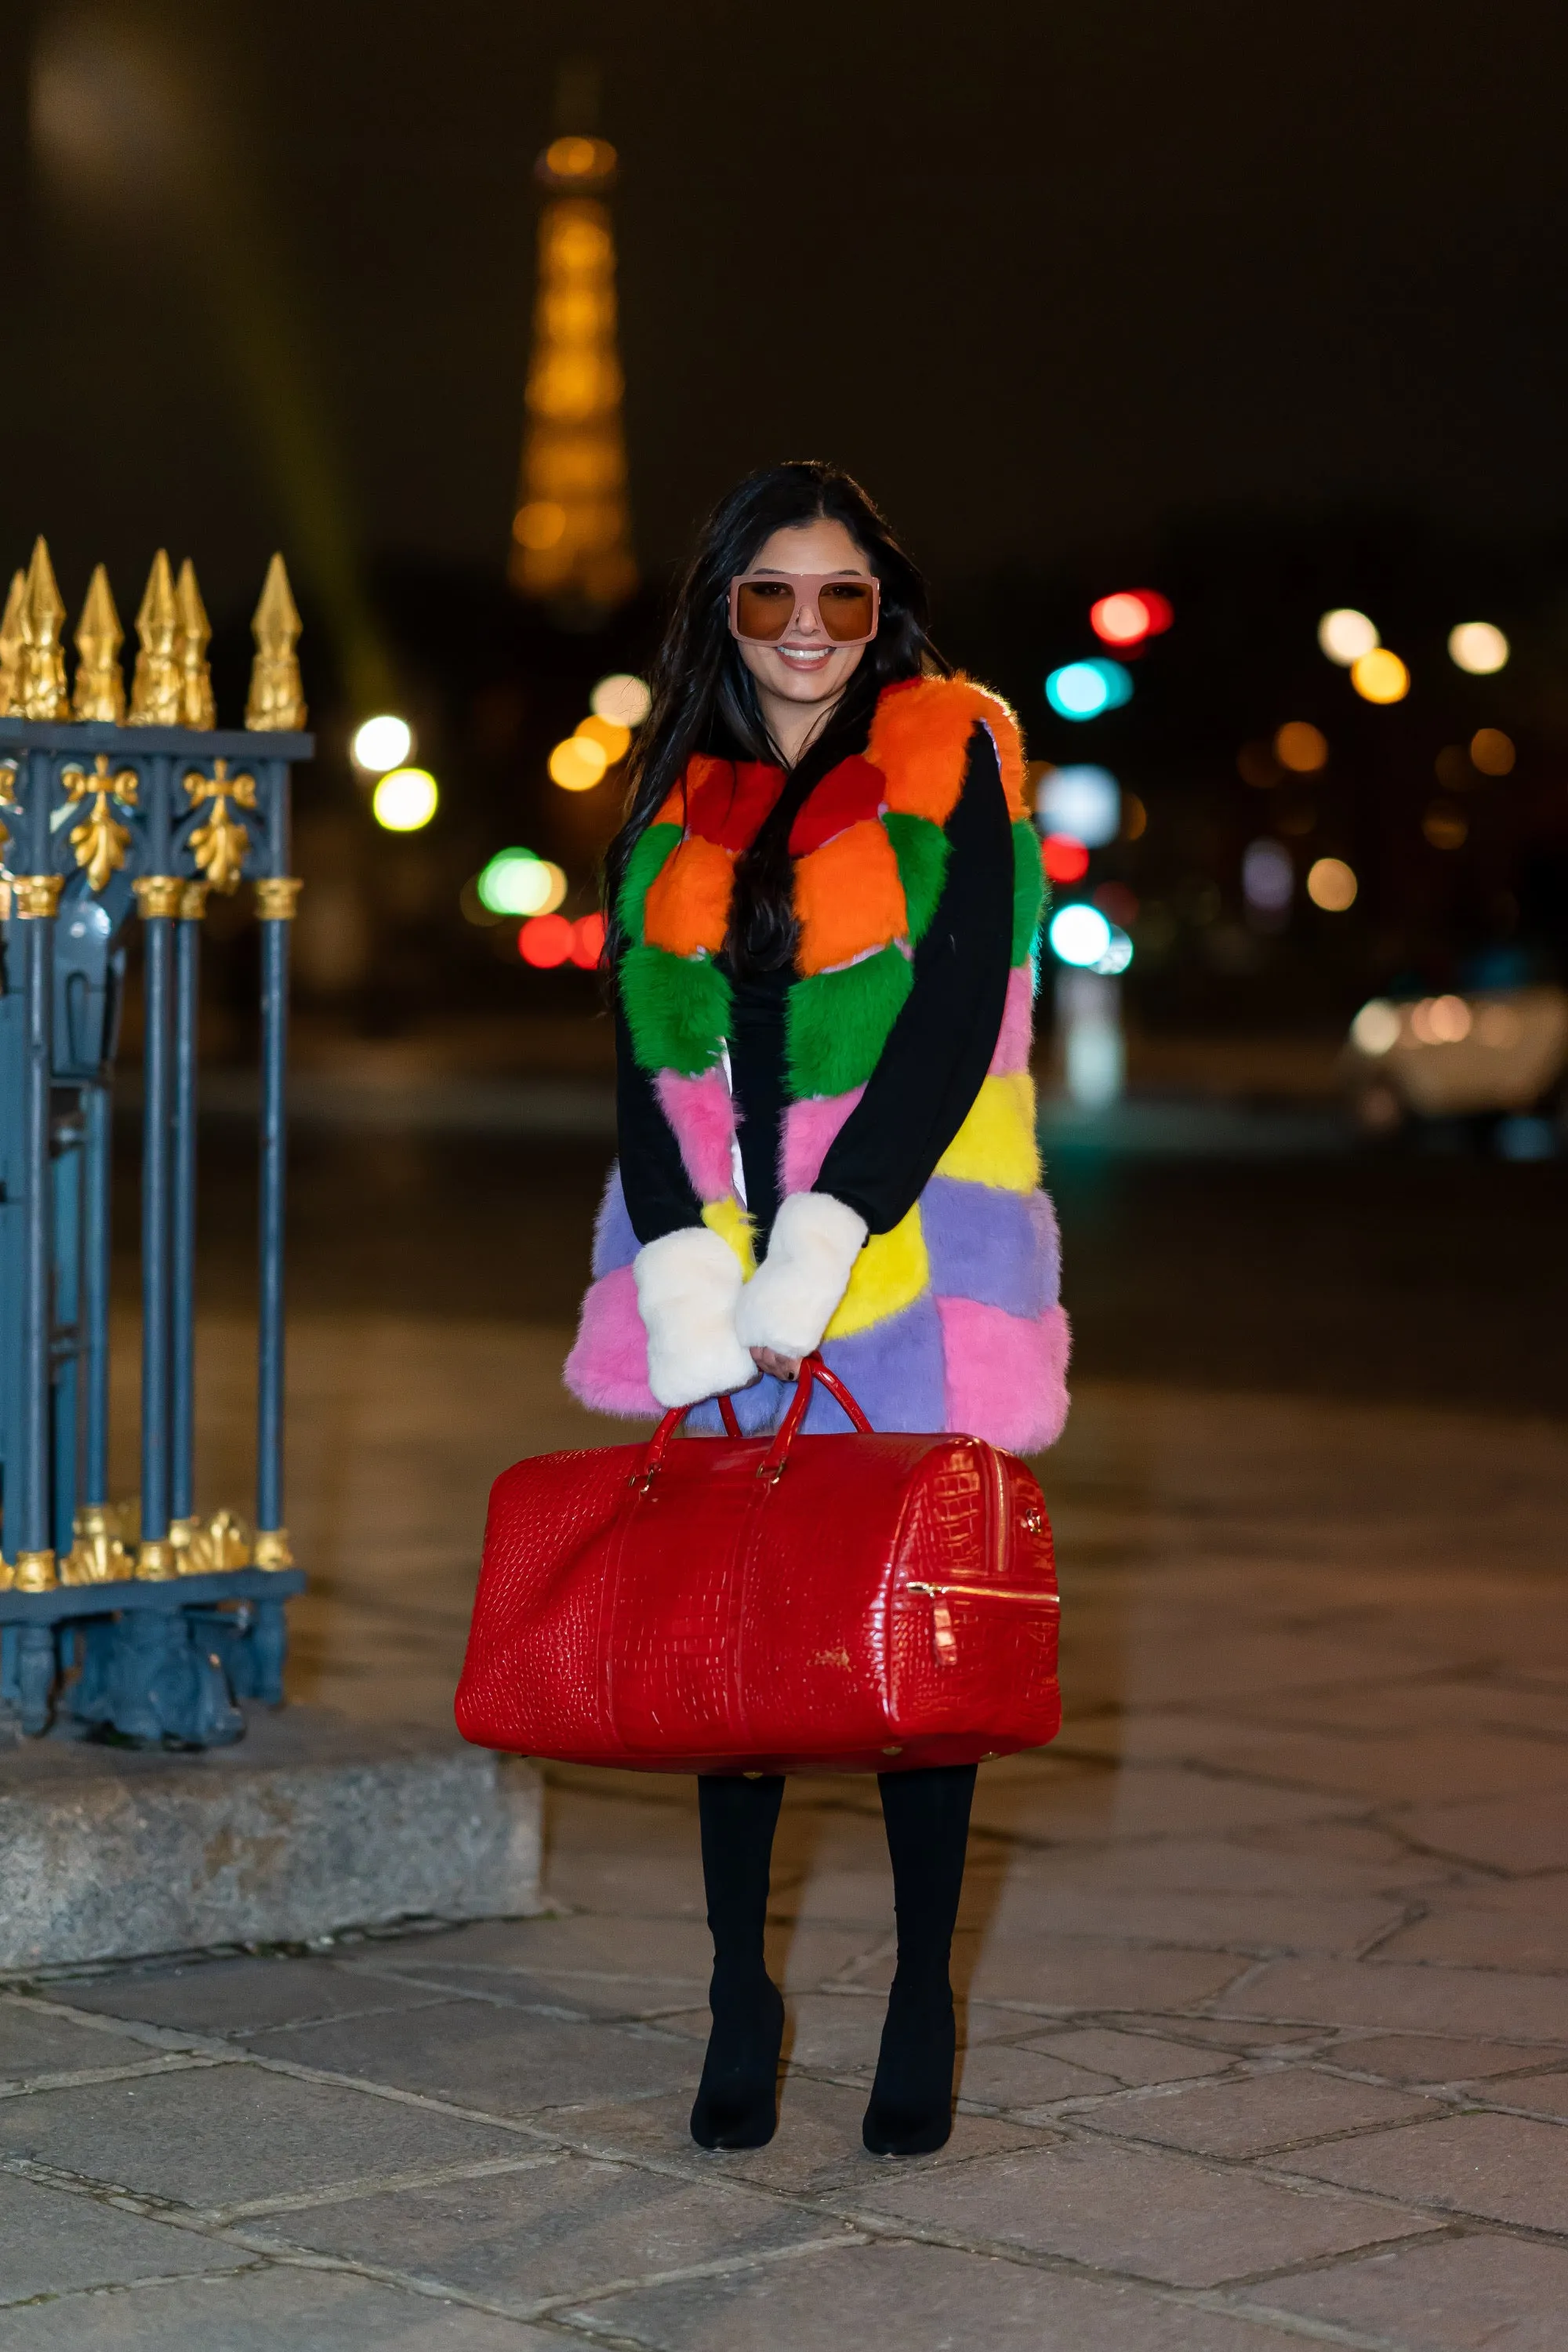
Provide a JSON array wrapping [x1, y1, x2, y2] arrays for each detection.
[[818, 579, 876, 641], [735, 580, 797, 641]]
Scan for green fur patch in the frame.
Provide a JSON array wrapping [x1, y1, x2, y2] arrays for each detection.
[[619, 942, 731, 1076], [883, 811, 950, 942], [616, 822, 682, 946], [1011, 819, 1046, 964], [786, 946, 914, 1097]]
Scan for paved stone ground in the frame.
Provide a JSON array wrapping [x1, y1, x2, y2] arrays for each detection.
[[3, 1317, 1566, 2347]]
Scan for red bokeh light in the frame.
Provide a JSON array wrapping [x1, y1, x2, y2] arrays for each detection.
[[570, 911, 607, 968], [519, 913, 574, 967], [1041, 833, 1090, 884], [1094, 881, 1139, 926], [1089, 589, 1174, 648]]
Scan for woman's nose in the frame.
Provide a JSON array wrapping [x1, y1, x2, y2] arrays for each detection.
[[791, 593, 823, 637]]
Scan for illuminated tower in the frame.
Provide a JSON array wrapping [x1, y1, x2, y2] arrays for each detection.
[[509, 129, 637, 614]]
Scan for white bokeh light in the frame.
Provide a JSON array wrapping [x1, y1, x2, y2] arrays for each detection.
[[1317, 608, 1379, 666], [351, 714, 413, 774]]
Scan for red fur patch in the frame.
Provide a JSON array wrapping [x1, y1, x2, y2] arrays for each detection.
[[788, 755, 886, 854]]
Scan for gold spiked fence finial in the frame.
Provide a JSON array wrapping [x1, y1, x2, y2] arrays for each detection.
[[73, 564, 127, 724], [245, 554, 306, 731], [0, 569, 23, 717], [129, 550, 183, 726], [175, 558, 216, 730], [17, 538, 69, 721]]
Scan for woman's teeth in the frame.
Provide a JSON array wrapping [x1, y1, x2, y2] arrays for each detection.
[[778, 644, 832, 666]]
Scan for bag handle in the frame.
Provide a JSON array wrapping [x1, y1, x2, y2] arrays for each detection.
[[636, 1354, 870, 1487]]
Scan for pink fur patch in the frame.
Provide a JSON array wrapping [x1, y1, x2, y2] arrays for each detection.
[[989, 964, 1036, 1076], [563, 1266, 658, 1417], [779, 1087, 865, 1196], [655, 1068, 738, 1203], [937, 1297, 1071, 1452]]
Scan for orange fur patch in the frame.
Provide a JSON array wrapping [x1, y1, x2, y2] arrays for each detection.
[[867, 673, 1027, 823], [642, 834, 734, 957], [793, 821, 908, 975]]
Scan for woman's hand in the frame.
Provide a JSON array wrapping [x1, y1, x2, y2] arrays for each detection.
[[750, 1345, 800, 1381]]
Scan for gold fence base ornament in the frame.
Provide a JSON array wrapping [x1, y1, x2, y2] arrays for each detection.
[[253, 876, 303, 921], [132, 875, 183, 920], [170, 1508, 253, 1574], [252, 1526, 295, 1570], [136, 1538, 178, 1581], [61, 1505, 135, 1584], [13, 874, 64, 919], [179, 880, 209, 921], [13, 1549, 58, 1592]]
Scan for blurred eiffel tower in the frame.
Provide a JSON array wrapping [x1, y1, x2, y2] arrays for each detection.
[[509, 61, 637, 618]]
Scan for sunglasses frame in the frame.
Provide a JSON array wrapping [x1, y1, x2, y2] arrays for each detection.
[[727, 570, 881, 647]]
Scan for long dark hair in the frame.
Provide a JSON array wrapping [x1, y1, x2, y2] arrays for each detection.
[[604, 461, 945, 974]]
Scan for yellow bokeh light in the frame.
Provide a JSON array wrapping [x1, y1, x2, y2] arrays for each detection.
[[1274, 721, 1328, 774], [532, 859, 569, 915], [575, 713, 631, 764], [544, 136, 616, 180], [1470, 727, 1515, 775], [1422, 804, 1468, 850], [1306, 856, 1357, 911], [1448, 621, 1509, 675], [372, 768, 438, 832], [548, 735, 608, 791], [514, 501, 566, 550], [1349, 648, 1410, 704]]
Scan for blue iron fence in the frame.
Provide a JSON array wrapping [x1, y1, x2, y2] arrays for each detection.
[[0, 539, 311, 1744]]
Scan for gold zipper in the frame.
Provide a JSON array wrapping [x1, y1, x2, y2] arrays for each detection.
[[906, 1581, 1058, 1604]]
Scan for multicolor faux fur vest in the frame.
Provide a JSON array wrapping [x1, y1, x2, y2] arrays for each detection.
[[565, 673, 1071, 1452]]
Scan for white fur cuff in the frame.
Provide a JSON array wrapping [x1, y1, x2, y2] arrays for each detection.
[[633, 1227, 757, 1410], [735, 1191, 868, 1361]]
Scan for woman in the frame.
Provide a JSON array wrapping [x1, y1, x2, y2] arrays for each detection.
[[567, 461, 1069, 2157]]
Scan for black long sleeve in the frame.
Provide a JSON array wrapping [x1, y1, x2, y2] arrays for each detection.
[[815, 728, 1014, 1235], [614, 993, 705, 1245]]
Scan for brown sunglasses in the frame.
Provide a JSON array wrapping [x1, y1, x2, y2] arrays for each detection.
[[728, 571, 881, 647]]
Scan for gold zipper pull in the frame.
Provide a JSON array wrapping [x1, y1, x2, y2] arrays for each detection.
[[930, 1592, 957, 1664]]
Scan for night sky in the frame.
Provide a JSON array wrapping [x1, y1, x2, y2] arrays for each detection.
[[6, 1, 1568, 622]]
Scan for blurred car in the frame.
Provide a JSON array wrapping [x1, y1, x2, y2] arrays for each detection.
[[1344, 985, 1568, 1140]]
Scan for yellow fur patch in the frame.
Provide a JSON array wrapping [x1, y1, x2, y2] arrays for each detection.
[[935, 1073, 1040, 1192], [823, 1203, 929, 1338], [702, 1194, 756, 1275]]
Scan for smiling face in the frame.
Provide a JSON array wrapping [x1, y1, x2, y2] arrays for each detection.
[[733, 517, 876, 763]]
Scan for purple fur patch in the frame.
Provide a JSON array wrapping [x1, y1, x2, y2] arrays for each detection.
[[989, 963, 1036, 1076], [684, 1370, 790, 1436], [563, 1266, 659, 1417], [779, 1087, 864, 1196], [937, 1297, 1071, 1452], [815, 1294, 947, 1432], [921, 1177, 1058, 1316], [655, 1067, 738, 1202], [590, 1164, 640, 1277]]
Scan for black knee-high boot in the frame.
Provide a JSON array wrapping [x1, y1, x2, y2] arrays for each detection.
[[691, 1773, 787, 2150], [864, 1762, 977, 2157]]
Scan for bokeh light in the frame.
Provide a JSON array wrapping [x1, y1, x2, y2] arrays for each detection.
[[1422, 804, 1468, 850], [576, 713, 632, 764], [1036, 764, 1120, 847], [1242, 839, 1294, 913], [1237, 741, 1282, 789], [1047, 903, 1113, 967], [1306, 856, 1357, 910], [519, 913, 575, 967], [549, 735, 609, 790], [1352, 1000, 1402, 1055], [1088, 590, 1171, 648], [1041, 833, 1091, 884], [570, 912, 607, 968], [477, 848, 556, 916], [1274, 721, 1328, 774], [1349, 648, 1410, 704], [1045, 659, 1133, 720], [1318, 608, 1379, 665], [591, 673, 652, 727], [350, 713, 412, 775], [1448, 622, 1509, 675], [1410, 995, 1472, 1044], [513, 501, 565, 550], [1470, 728, 1515, 775], [371, 768, 438, 831], [1094, 924, 1134, 976]]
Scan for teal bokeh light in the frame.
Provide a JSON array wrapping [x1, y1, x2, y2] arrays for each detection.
[[1045, 659, 1134, 721]]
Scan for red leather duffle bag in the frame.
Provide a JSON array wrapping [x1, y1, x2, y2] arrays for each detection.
[[456, 1355, 1061, 1775]]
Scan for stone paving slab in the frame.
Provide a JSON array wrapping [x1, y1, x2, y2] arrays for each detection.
[[1076, 2066, 1437, 2155], [0, 2264, 557, 2350], [1280, 2111, 1568, 2234], [1247, 2232, 1568, 2350], [0, 2172, 251, 2306], [1223, 1958, 1568, 2044]]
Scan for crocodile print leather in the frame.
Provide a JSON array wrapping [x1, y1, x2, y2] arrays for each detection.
[[456, 1363, 1059, 1775]]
